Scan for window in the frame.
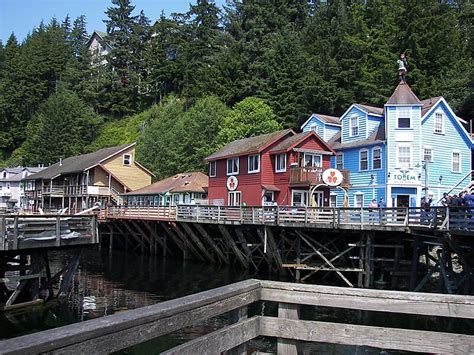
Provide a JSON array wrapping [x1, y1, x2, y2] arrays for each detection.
[[350, 117, 359, 137], [209, 161, 216, 177], [228, 191, 241, 206], [434, 113, 444, 134], [397, 107, 411, 128], [336, 153, 344, 170], [423, 147, 433, 163], [359, 150, 368, 171], [329, 194, 337, 207], [226, 157, 239, 175], [354, 193, 364, 208], [248, 155, 260, 173], [397, 144, 411, 168], [275, 154, 287, 173], [372, 147, 382, 170], [304, 153, 322, 167], [292, 190, 309, 207], [2, 171, 7, 179], [309, 124, 318, 132], [6, 183, 10, 190], [123, 154, 132, 166], [452, 151, 461, 173]]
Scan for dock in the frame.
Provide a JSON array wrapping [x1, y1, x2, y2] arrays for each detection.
[[0, 279, 473, 354]]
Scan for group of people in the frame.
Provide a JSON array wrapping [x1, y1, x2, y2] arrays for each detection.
[[440, 191, 474, 209]]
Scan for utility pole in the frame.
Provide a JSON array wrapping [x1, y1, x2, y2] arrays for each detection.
[[424, 159, 429, 200]]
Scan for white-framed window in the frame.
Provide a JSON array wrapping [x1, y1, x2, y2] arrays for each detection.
[[275, 153, 287, 173], [336, 153, 344, 170], [123, 153, 132, 166], [434, 112, 444, 134], [452, 151, 461, 173], [227, 157, 239, 175], [329, 194, 337, 207], [397, 107, 411, 128], [228, 191, 242, 206], [359, 149, 368, 171], [354, 193, 364, 208], [209, 161, 216, 177], [304, 153, 322, 167], [248, 154, 260, 173], [309, 123, 318, 132], [423, 147, 433, 163], [372, 147, 382, 170], [397, 144, 411, 168], [292, 190, 309, 207], [350, 117, 359, 137]]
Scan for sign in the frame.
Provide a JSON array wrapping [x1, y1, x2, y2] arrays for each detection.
[[226, 176, 238, 191], [322, 168, 344, 186], [389, 170, 419, 185]]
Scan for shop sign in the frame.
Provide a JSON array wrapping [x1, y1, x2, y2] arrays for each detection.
[[322, 168, 344, 187], [389, 170, 418, 184], [226, 176, 238, 191]]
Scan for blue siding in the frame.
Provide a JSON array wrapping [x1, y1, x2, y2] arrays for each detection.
[[367, 114, 383, 136], [341, 106, 367, 144], [302, 114, 341, 142], [325, 125, 340, 142]]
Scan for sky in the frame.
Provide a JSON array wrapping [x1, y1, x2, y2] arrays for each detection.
[[0, 0, 224, 44]]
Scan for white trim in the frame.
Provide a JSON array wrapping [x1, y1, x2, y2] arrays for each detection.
[[123, 153, 132, 166], [303, 152, 322, 168], [396, 143, 412, 169], [336, 152, 344, 170], [396, 106, 412, 129], [226, 157, 239, 176], [372, 146, 382, 170], [300, 113, 341, 130], [354, 192, 364, 208], [209, 161, 216, 177], [275, 153, 287, 173], [451, 150, 461, 173], [248, 154, 260, 174], [339, 104, 383, 122], [359, 149, 368, 171], [422, 146, 433, 163], [291, 189, 309, 207], [434, 111, 445, 134], [228, 191, 242, 206], [349, 116, 359, 137]]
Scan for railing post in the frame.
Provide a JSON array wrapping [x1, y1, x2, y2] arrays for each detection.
[[0, 216, 5, 251], [304, 207, 308, 224], [226, 306, 248, 355], [404, 207, 409, 226], [196, 205, 200, 222], [360, 208, 364, 227], [55, 215, 61, 247], [12, 216, 19, 250], [252, 207, 255, 224], [446, 207, 450, 231], [277, 302, 299, 355], [217, 206, 221, 223], [276, 206, 279, 225], [332, 208, 336, 227]]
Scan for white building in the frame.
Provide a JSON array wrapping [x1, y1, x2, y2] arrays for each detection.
[[0, 167, 45, 211]]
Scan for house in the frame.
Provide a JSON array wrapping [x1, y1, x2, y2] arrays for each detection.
[[86, 30, 112, 66], [23, 143, 153, 212], [301, 82, 473, 207], [122, 172, 208, 207], [206, 129, 339, 207], [0, 167, 45, 211]]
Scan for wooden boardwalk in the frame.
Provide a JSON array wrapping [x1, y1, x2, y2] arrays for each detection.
[[0, 279, 473, 354]]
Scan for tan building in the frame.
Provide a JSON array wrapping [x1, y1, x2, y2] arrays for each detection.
[[24, 143, 153, 212]]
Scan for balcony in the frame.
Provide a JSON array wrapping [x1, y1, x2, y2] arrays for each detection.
[[289, 167, 350, 187]]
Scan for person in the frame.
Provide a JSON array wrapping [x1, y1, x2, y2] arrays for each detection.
[[378, 197, 386, 224], [378, 197, 386, 208], [369, 198, 378, 224], [397, 52, 408, 82]]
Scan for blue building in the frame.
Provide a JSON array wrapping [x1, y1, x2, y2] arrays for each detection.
[[302, 82, 473, 207]]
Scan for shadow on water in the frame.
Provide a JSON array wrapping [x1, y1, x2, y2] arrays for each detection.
[[1, 247, 473, 354]]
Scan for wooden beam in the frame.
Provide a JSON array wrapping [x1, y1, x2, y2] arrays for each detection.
[[170, 222, 205, 262], [194, 223, 230, 265], [277, 303, 299, 355], [217, 225, 249, 269], [235, 228, 258, 271], [179, 222, 216, 263], [141, 221, 173, 256], [159, 222, 186, 256]]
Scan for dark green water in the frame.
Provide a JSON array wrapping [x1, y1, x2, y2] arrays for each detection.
[[1, 247, 472, 353]]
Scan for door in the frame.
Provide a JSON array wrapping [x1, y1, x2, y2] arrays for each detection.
[[396, 195, 410, 207], [311, 191, 324, 207], [262, 191, 274, 206]]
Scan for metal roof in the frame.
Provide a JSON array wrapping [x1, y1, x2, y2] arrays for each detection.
[[124, 172, 208, 195]]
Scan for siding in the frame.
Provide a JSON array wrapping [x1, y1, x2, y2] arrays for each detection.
[[367, 115, 383, 136], [325, 125, 340, 142], [301, 115, 341, 142], [341, 106, 367, 144]]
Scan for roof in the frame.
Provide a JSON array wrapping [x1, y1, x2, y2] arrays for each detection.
[[354, 104, 384, 116], [386, 82, 422, 105], [124, 172, 208, 196], [269, 131, 336, 155], [26, 143, 135, 180], [300, 113, 341, 131], [205, 129, 294, 161], [329, 125, 386, 150], [0, 167, 46, 182], [420, 97, 442, 117]]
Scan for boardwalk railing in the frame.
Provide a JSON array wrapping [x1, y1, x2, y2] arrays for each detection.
[[0, 279, 473, 354], [105, 205, 474, 233], [0, 214, 98, 251]]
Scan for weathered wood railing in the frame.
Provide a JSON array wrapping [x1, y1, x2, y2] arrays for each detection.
[[104, 205, 474, 233], [1, 279, 473, 354], [0, 214, 98, 251]]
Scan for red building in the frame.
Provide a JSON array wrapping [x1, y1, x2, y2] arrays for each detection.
[[205, 129, 336, 206]]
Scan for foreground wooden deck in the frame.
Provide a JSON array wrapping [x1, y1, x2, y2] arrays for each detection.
[[1, 279, 473, 354]]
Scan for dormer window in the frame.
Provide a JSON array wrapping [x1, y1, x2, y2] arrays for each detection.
[[397, 107, 411, 128], [350, 117, 359, 137], [2, 171, 7, 179], [434, 112, 444, 134], [123, 154, 132, 166]]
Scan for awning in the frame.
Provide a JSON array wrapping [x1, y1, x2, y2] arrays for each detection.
[[262, 184, 280, 192]]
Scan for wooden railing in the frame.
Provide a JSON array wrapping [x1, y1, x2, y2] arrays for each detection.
[[0, 214, 98, 251], [104, 205, 474, 233], [289, 167, 350, 187], [0, 279, 473, 354]]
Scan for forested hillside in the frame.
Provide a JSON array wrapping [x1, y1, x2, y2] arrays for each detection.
[[0, 0, 472, 180]]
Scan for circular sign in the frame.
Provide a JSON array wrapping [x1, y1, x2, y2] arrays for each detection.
[[226, 176, 239, 191], [322, 168, 343, 186]]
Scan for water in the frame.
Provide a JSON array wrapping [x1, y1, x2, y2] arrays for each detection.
[[0, 247, 472, 353]]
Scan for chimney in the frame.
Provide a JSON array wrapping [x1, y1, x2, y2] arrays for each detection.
[[59, 158, 63, 166]]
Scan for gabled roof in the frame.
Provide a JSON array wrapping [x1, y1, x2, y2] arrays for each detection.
[[386, 82, 422, 105], [354, 104, 384, 116], [421, 97, 442, 117], [124, 172, 208, 196], [26, 143, 136, 180], [300, 113, 341, 130], [0, 167, 45, 182], [205, 129, 294, 161], [269, 131, 336, 155], [329, 125, 386, 150]]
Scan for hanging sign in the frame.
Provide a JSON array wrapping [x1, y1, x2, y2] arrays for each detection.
[[226, 176, 239, 191], [322, 168, 344, 186]]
